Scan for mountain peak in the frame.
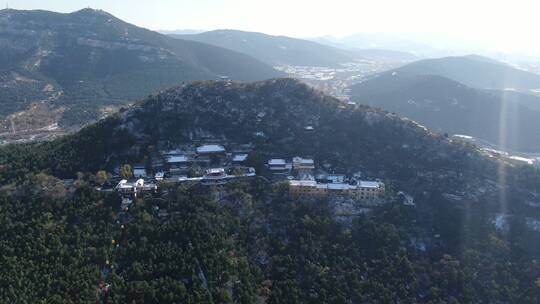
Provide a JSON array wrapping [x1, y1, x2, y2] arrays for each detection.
[[463, 54, 507, 65], [0, 8, 283, 143], [71, 7, 112, 16]]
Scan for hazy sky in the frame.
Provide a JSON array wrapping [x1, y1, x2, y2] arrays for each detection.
[[10, 0, 540, 55]]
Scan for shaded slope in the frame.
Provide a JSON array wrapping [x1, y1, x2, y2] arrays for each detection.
[[384, 55, 540, 91], [350, 73, 540, 152]]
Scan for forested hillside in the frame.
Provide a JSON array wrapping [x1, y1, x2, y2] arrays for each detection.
[[1, 79, 540, 303]]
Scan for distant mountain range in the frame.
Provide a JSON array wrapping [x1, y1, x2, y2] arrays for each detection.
[[384, 55, 540, 91], [313, 33, 448, 58], [350, 59, 540, 152], [170, 29, 419, 67], [158, 29, 205, 35], [170, 29, 355, 67], [346, 48, 419, 62], [0, 9, 284, 132], [310, 36, 420, 62]]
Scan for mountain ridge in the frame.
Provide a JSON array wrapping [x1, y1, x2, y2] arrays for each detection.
[[380, 55, 540, 91], [171, 29, 356, 67], [0, 8, 284, 138], [350, 72, 540, 152]]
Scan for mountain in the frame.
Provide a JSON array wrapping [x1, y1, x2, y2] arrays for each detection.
[[171, 29, 356, 67], [310, 36, 420, 63], [158, 29, 205, 35], [347, 48, 419, 62], [337, 32, 450, 57], [350, 73, 540, 152], [384, 55, 540, 91], [2, 78, 540, 302], [0, 9, 284, 134]]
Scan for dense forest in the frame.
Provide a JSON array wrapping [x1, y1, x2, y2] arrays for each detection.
[[1, 175, 540, 303], [1, 79, 540, 302]]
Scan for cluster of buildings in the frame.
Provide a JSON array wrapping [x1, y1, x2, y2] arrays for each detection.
[[115, 178, 157, 198], [267, 156, 315, 175], [123, 143, 255, 180], [114, 143, 257, 197], [267, 156, 385, 203], [133, 143, 253, 178], [112, 141, 385, 204], [112, 177, 155, 213]]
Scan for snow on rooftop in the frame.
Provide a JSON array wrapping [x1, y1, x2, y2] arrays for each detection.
[[358, 181, 382, 188], [197, 144, 225, 154], [207, 168, 225, 174], [508, 156, 534, 165], [167, 155, 189, 163], [327, 174, 345, 183], [268, 159, 286, 166], [290, 180, 382, 191], [233, 154, 248, 162], [289, 180, 317, 187], [293, 157, 314, 164], [453, 134, 474, 140], [163, 149, 184, 155], [324, 183, 353, 190]]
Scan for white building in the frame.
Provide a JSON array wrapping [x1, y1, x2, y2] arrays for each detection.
[[292, 157, 315, 171], [201, 168, 228, 185], [116, 179, 145, 196]]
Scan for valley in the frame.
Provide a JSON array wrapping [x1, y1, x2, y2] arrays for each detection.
[[274, 59, 402, 100]]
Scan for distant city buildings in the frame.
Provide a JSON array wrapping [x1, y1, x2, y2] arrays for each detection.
[[274, 61, 401, 100]]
